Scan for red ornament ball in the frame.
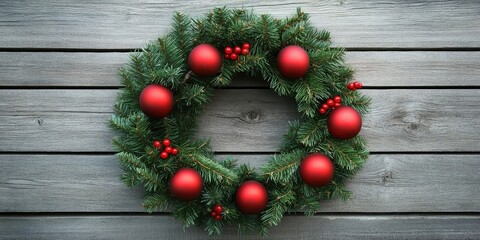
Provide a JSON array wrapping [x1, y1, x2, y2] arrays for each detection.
[[299, 153, 334, 187], [162, 139, 171, 147], [165, 146, 172, 153], [277, 45, 310, 79], [170, 168, 203, 201], [139, 84, 174, 118], [235, 180, 268, 214], [188, 44, 222, 77], [327, 106, 362, 139]]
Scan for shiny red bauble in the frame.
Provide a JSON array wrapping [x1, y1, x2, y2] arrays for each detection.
[[235, 180, 268, 214], [277, 45, 310, 79], [327, 106, 362, 139], [299, 153, 334, 187], [188, 44, 222, 77], [170, 168, 203, 201], [139, 84, 174, 118]]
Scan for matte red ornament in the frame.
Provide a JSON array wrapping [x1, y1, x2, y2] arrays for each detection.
[[242, 43, 250, 49], [230, 53, 238, 60], [235, 180, 268, 214], [188, 44, 222, 77], [334, 102, 341, 108], [277, 45, 310, 79], [299, 153, 334, 187], [225, 47, 233, 54], [327, 106, 362, 139], [165, 147, 173, 153], [162, 139, 171, 147], [319, 108, 326, 115], [160, 152, 169, 159], [241, 48, 249, 55], [139, 84, 174, 118], [170, 168, 203, 201]]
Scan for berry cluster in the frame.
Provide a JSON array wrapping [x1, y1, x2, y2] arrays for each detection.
[[347, 81, 363, 91], [153, 139, 179, 159], [210, 204, 223, 221], [319, 95, 342, 115], [224, 43, 250, 60]]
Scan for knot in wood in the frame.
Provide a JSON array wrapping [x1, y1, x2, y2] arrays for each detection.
[[382, 170, 394, 186], [37, 118, 44, 126], [244, 111, 261, 122]]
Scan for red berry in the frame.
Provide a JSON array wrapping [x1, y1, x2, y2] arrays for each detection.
[[234, 46, 241, 54], [327, 99, 334, 106], [230, 53, 238, 60], [165, 147, 172, 153], [171, 148, 179, 155], [242, 43, 250, 49], [215, 215, 222, 221], [153, 140, 161, 149], [334, 102, 341, 107], [333, 96, 341, 103], [347, 83, 355, 90], [331, 107, 336, 110], [225, 47, 233, 54], [322, 104, 329, 110], [354, 82, 363, 89], [162, 139, 171, 147], [319, 108, 326, 114], [214, 205, 223, 213], [160, 152, 169, 159], [224, 54, 230, 59], [210, 211, 217, 217], [241, 48, 249, 55]]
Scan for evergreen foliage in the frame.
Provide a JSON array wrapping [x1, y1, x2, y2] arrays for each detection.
[[110, 7, 370, 235]]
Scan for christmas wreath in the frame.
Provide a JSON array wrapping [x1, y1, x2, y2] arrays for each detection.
[[110, 7, 370, 235]]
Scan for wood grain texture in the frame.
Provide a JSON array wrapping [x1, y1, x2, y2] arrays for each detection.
[[2, 51, 479, 87], [1, 154, 479, 212], [0, 89, 479, 152], [1, 1, 479, 49], [1, 215, 479, 240]]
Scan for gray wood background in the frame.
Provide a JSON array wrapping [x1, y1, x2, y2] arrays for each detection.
[[1, 1, 479, 239]]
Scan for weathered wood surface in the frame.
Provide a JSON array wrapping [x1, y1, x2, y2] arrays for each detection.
[[2, 51, 480, 87], [1, 154, 479, 213], [2, 0, 479, 239], [1, 215, 479, 240], [0, 89, 479, 152], [1, 1, 479, 49]]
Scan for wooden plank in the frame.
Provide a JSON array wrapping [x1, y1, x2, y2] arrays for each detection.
[[1, 1, 479, 49], [0, 89, 479, 152], [1, 51, 479, 87], [1, 154, 479, 212], [1, 215, 479, 239], [0, 52, 128, 87]]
